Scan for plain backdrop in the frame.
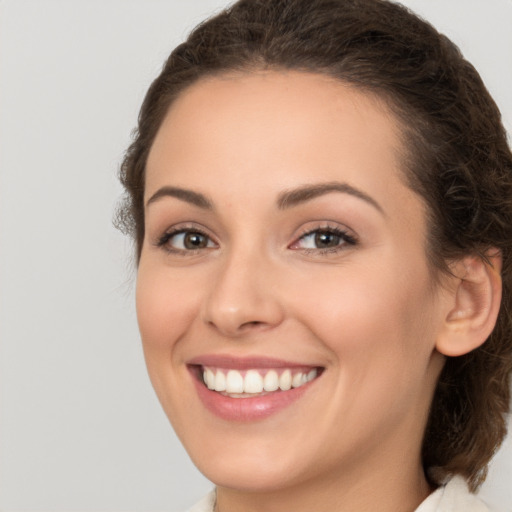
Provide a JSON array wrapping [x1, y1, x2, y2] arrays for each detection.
[[0, 1, 511, 511]]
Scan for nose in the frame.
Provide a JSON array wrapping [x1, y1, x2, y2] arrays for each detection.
[[201, 249, 285, 337]]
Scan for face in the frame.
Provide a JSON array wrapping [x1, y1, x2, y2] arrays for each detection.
[[137, 71, 447, 493]]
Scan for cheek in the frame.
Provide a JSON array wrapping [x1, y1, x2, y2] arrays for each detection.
[[288, 256, 438, 372], [135, 263, 198, 354], [135, 263, 203, 420], [297, 259, 440, 429]]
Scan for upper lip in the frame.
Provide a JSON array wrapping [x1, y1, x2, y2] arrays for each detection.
[[187, 354, 321, 370]]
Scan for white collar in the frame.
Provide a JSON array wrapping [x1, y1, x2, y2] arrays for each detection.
[[187, 476, 491, 512], [415, 476, 490, 512]]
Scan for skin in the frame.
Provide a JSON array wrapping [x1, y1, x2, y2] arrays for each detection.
[[137, 71, 462, 512]]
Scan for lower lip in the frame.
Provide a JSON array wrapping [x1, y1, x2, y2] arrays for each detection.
[[190, 370, 318, 422]]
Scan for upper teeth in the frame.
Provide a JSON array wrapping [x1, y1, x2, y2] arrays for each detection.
[[203, 368, 318, 394]]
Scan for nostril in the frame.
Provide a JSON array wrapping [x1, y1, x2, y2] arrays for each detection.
[[201, 290, 285, 336], [240, 320, 265, 329], [205, 318, 272, 337]]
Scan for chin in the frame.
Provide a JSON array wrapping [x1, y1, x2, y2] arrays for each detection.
[[194, 453, 310, 493]]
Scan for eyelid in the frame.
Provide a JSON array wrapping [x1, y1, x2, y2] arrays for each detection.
[[151, 221, 358, 255], [288, 223, 358, 252], [153, 222, 219, 253]]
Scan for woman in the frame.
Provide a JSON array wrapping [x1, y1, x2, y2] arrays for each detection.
[[117, 0, 512, 510]]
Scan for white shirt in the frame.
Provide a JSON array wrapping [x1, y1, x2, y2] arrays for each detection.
[[186, 477, 491, 512]]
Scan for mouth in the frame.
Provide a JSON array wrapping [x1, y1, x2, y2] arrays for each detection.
[[187, 356, 324, 421]]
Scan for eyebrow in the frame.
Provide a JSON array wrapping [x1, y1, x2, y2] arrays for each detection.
[[277, 181, 384, 214], [145, 181, 383, 214], [146, 186, 213, 210]]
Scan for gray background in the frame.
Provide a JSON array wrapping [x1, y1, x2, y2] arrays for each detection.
[[0, 1, 511, 511]]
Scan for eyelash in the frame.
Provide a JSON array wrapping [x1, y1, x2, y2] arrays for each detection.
[[291, 225, 358, 255], [156, 226, 216, 255], [155, 224, 358, 256]]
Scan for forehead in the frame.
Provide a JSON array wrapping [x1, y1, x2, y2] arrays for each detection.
[[146, 70, 418, 220]]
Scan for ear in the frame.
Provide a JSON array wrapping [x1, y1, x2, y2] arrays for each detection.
[[436, 250, 502, 357]]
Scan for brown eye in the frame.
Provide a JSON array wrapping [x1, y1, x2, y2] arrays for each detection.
[[158, 229, 216, 252], [314, 231, 342, 248], [183, 232, 209, 249], [291, 226, 357, 253]]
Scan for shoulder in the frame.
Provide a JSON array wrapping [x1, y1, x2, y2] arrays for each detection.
[[416, 476, 493, 512], [184, 490, 216, 512]]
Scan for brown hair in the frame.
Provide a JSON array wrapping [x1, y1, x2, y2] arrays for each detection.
[[117, 0, 512, 490]]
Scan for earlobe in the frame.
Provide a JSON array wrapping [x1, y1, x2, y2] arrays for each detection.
[[436, 251, 502, 357]]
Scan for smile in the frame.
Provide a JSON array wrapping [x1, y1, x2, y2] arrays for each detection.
[[203, 367, 319, 396], [187, 357, 323, 421]]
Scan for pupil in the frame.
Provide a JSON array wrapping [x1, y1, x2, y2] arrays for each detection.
[[315, 231, 340, 248], [184, 232, 207, 249]]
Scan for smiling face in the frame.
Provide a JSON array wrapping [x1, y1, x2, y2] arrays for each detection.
[[136, 71, 449, 503]]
